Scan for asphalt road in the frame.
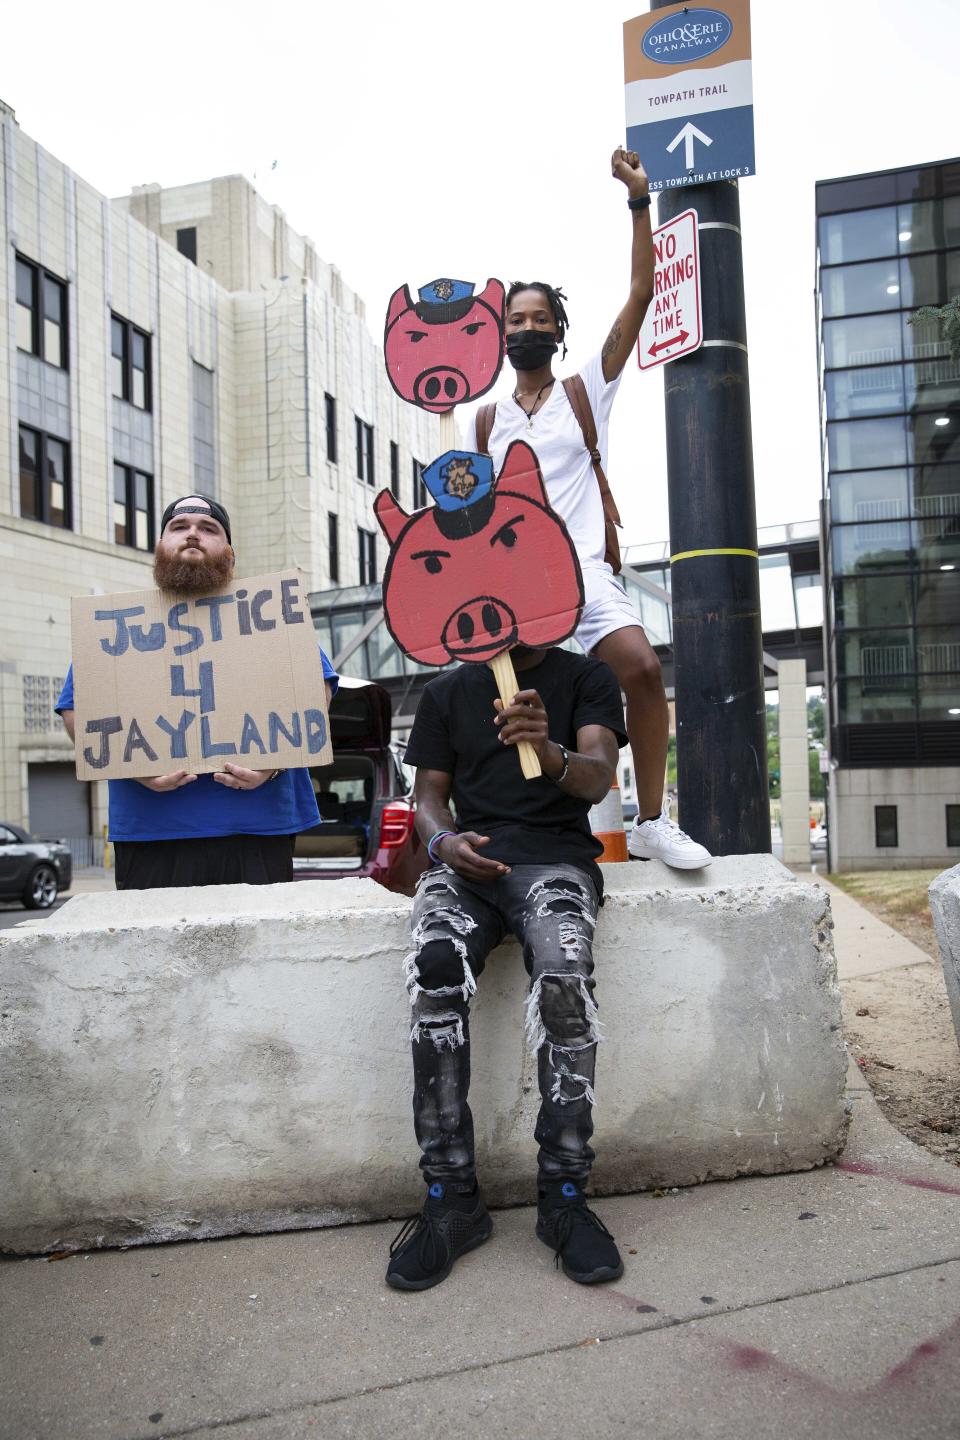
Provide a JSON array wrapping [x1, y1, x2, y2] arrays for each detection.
[[0, 897, 69, 930]]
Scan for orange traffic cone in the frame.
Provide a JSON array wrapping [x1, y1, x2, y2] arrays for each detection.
[[589, 776, 629, 863]]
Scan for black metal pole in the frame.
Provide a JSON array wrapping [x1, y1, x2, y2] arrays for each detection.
[[650, 0, 770, 856]]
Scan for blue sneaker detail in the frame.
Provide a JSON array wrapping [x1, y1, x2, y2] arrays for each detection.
[[429, 1182, 444, 1199], [562, 1181, 579, 1198]]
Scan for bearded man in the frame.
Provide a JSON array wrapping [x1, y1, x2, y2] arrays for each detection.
[[56, 494, 337, 890]]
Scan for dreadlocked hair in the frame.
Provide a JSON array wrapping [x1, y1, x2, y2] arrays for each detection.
[[506, 281, 570, 359]]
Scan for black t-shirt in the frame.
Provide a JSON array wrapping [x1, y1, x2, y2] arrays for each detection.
[[405, 649, 628, 896]]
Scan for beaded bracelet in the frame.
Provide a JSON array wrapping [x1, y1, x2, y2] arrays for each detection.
[[427, 829, 455, 864]]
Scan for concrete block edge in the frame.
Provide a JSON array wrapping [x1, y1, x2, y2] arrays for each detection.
[[929, 862, 960, 1053]]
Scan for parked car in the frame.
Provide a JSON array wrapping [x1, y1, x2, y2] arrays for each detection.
[[293, 677, 428, 896], [0, 822, 72, 908]]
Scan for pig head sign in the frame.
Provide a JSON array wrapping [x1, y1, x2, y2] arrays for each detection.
[[383, 277, 505, 412], [374, 442, 584, 668]]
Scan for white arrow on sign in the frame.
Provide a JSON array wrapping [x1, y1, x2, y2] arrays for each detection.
[[666, 121, 713, 170]]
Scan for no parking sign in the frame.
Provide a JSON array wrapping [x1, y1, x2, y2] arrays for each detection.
[[637, 208, 703, 370]]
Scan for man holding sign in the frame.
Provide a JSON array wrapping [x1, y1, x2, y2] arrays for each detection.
[[56, 495, 338, 890], [373, 449, 629, 1292], [387, 639, 628, 1293]]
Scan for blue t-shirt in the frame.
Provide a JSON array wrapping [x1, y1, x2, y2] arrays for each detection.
[[56, 650, 338, 842]]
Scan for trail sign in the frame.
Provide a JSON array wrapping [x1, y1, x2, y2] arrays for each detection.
[[623, 0, 755, 192], [637, 208, 702, 370]]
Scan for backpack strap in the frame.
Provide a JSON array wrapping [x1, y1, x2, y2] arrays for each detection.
[[475, 402, 497, 456], [561, 375, 623, 574]]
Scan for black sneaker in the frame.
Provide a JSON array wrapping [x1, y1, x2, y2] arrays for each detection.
[[536, 1179, 624, 1284], [386, 1181, 493, 1291]]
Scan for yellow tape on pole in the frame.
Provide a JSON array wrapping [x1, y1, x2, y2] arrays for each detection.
[[669, 547, 759, 564]]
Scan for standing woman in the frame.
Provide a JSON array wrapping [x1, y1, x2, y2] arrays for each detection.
[[467, 147, 711, 868]]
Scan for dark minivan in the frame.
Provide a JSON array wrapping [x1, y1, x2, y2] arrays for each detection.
[[293, 677, 428, 896]]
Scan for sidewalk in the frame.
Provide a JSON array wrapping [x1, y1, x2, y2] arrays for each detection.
[[2, 875, 958, 1440], [792, 867, 935, 978], [69, 872, 116, 893]]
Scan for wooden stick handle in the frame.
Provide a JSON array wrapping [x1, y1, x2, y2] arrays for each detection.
[[438, 410, 458, 452], [488, 651, 542, 781]]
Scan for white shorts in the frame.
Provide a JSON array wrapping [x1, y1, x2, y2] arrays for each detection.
[[574, 564, 643, 655]]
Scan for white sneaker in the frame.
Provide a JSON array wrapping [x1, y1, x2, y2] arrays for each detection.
[[628, 805, 713, 869]]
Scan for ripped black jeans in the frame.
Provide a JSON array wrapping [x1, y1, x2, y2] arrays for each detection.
[[404, 863, 601, 1186]]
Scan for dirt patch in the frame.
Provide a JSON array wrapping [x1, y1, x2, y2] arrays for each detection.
[[832, 870, 960, 1168]]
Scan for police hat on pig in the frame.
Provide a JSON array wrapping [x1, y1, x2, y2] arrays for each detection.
[[421, 451, 496, 540]]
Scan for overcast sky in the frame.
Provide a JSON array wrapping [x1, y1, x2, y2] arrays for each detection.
[[5, 0, 958, 548]]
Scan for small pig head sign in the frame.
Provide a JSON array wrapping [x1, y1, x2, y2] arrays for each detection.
[[383, 277, 505, 412], [374, 442, 584, 668]]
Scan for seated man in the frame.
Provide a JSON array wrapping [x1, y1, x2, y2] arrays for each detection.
[[57, 493, 337, 889], [387, 640, 627, 1292]]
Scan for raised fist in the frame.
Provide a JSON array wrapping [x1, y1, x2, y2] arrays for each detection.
[[611, 147, 649, 199]]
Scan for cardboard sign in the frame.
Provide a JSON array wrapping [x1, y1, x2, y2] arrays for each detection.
[[623, 0, 755, 191], [70, 571, 332, 781], [373, 442, 584, 668], [383, 277, 505, 413], [637, 208, 702, 369]]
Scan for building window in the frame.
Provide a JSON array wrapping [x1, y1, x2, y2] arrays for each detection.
[[176, 227, 197, 264], [113, 463, 154, 551], [947, 805, 960, 848], [111, 315, 151, 411], [358, 527, 377, 585], [19, 425, 71, 529], [328, 512, 340, 585], [413, 458, 427, 509], [390, 442, 400, 498], [874, 805, 899, 848], [355, 417, 374, 485], [22, 674, 65, 734], [192, 361, 216, 492], [16, 256, 67, 368], [817, 164, 960, 775], [325, 394, 338, 463]]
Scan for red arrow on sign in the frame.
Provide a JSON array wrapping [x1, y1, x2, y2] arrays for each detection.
[[648, 330, 690, 358]]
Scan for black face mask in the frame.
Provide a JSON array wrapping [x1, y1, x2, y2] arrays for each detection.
[[506, 330, 559, 371]]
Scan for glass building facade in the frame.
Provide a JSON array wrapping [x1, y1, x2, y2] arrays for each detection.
[[817, 158, 960, 768]]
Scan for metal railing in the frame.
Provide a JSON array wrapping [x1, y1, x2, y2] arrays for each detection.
[[919, 641, 960, 676], [916, 491, 960, 540], [56, 835, 111, 871], [861, 645, 913, 691]]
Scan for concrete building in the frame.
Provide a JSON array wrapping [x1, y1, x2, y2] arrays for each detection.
[[816, 156, 960, 870], [0, 101, 438, 843]]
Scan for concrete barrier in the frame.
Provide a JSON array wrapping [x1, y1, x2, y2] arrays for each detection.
[[0, 856, 848, 1255], [929, 862, 960, 1052]]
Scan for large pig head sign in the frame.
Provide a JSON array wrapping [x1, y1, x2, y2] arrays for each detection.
[[374, 442, 584, 667], [383, 277, 505, 412]]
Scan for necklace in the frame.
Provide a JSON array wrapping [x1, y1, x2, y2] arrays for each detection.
[[512, 378, 555, 429]]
